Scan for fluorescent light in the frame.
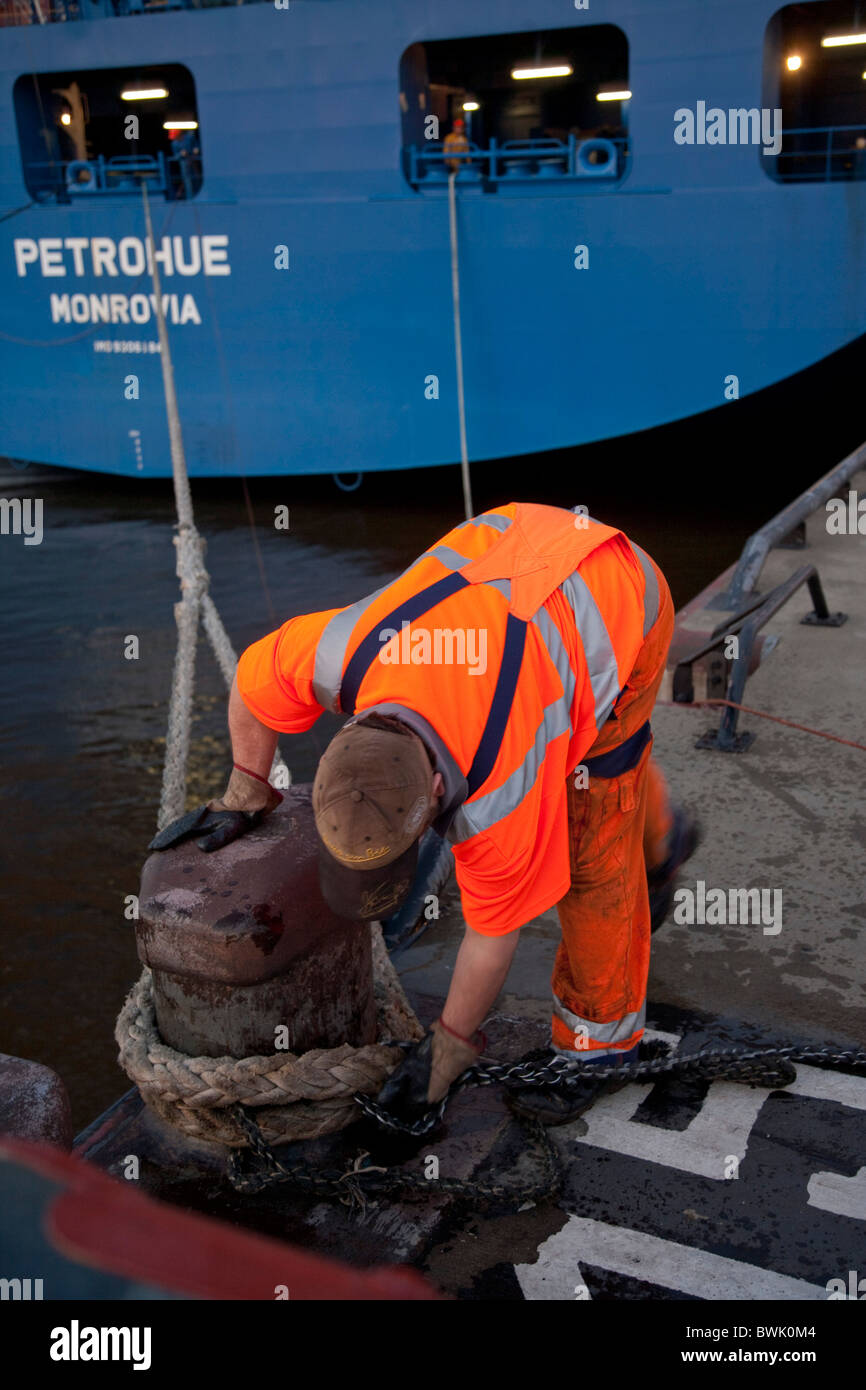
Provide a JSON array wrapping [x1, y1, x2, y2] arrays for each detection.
[[462, 101, 479, 112], [163, 120, 198, 130], [121, 88, 168, 101], [511, 64, 573, 80], [60, 112, 71, 125], [786, 54, 802, 71], [821, 34, 866, 47], [597, 89, 632, 101]]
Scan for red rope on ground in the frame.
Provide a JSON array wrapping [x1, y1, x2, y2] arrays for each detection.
[[659, 698, 866, 752]]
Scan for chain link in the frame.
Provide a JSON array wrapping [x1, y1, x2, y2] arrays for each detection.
[[352, 1041, 866, 1136], [228, 1102, 560, 1207], [226, 1040, 866, 1201]]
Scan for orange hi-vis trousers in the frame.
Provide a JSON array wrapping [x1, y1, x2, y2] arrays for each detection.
[[551, 555, 675, 1058]]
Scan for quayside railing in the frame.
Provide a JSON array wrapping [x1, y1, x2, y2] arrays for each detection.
[[672, 441, 864, 751]]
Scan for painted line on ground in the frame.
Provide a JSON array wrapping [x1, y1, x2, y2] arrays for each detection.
[[514, 1216, 830, 1301]]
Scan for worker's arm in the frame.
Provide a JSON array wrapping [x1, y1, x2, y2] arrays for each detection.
[[206, 674, 282, 815], [227, 674, 279, 781], [441, 924, 521, 1038], [377, 924, 521, 1121]]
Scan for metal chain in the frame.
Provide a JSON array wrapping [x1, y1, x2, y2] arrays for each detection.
[[227, 1103, 560, 1208], [225, 1040, 866, 1199], [352, 1040, 866, 1137]]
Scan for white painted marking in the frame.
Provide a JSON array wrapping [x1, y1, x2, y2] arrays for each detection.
[[571, 1056, 866, 1184], [807, 1166, 866, 1221], [785, 1067, 866, 1111], [514, 1216, 829, 1301], [642, 1027, 683, 1051], [575, 1080, 767, 1180]]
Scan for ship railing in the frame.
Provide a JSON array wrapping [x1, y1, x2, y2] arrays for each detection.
[[23, 153, 200, 202], [773, 124, 866, 182], [407, 135, 630, 190], [0, 0, 264, 20]]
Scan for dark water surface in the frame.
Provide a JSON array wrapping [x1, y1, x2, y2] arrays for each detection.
[[0, 424, 854, 1129]]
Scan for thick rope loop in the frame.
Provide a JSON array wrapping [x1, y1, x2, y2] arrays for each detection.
[[116, 925, 423, 1148]]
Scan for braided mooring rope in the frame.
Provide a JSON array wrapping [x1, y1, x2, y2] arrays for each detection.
[[115, 925, 424, 1147]]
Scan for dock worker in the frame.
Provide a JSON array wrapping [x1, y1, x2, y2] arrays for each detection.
[[443, 116, 471, 171], [154, 503, 697, 1125]]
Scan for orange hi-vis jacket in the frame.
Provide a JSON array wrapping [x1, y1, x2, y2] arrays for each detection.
[[236, 503, 662, 935]]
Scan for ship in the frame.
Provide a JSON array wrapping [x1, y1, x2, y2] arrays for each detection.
[[1, 0, 866, 479]]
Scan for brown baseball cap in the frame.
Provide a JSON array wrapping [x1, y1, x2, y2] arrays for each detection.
[[312, 716, 434, 920]]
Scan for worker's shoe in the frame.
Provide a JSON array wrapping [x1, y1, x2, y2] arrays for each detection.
[[505, 1047, 637, 1127], [648, 806, 701, 933]]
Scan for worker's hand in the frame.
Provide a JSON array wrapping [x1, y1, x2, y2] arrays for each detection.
[[148, 767, 282, 854], [376, 1018, 485, 1122], [206, 766, 283, 817]]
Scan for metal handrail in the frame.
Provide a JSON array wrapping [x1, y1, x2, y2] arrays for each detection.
[[695, 565, 846, 752], [407, 135, 629, 188], [24, 152, 199, 201], [775, 124, 866, 177], [709, 439, 866, 610], [672, 589, 778, 704]]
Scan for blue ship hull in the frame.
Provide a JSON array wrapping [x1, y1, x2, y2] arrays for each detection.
[[1, 0, 865, 477]]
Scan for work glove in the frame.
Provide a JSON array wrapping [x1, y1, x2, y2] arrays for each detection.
[[148, 766, 283, 854], [376, 1018, 486, 1123]]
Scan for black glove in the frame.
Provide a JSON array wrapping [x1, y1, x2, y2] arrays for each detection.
[[148, 804, 268, 854], [377, 1019, 484, 1122], [148, 767, 282, 854]]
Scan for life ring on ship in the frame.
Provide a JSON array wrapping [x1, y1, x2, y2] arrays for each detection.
[[333, 472, 363, 492], [575, 138, 618, 178], [65, 160, 99, 192]]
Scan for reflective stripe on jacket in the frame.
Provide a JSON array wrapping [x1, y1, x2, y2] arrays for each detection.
[[236, 502, 664, 934]]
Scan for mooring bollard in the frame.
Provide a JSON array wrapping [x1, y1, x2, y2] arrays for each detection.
[[0, 1055, 73, 1149], [137, 785, 377, 1059]]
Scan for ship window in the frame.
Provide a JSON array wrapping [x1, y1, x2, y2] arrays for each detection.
[[399, 26, 629, 191], [13, 63, 202, 203], [765, 1, 866, 181]]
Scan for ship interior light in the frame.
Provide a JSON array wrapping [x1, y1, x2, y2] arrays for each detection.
[[120, 88, 168, 101], [766, 0, 866, 186], [14, 63, 201, 203], [399, 24, 628, 187], [511, 65, 573, 80], [821, 34, 866, 46]]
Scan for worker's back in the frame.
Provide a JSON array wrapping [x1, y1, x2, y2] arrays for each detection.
[[236, 503, 668, 930]]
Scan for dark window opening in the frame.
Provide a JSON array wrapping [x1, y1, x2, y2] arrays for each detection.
[[399, 26, 629, 190], [765, 1, 866, 180], [13, 63, 202, 203]]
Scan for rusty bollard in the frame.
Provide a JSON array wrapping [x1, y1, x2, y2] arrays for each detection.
[[137, 785, 377, 1059]]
